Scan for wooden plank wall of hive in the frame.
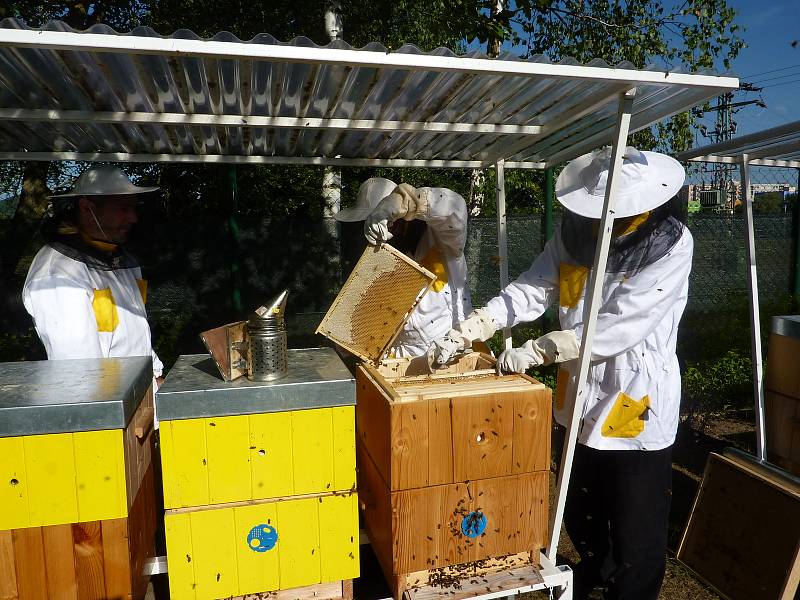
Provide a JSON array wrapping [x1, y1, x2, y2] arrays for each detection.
[[228, 579, 353, 600], [160, 406, 356, 508], [355, 367, 394, 489], [358, 366, 551, 491], [163, 493, 360, 599], [765, 329, 800, 475], [127, 463, 158, 600], [1, 516, 138, 599], [390, 472, 548, 574], [356, 440, 394, 580], [124, 384, 155, 509]]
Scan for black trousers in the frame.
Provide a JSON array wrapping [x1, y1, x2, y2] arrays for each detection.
[[563, 441, 673, 600]]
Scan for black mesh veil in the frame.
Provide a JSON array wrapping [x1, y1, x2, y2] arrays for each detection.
[[40, 217, 139, 271], [560, 195, 686, 274]]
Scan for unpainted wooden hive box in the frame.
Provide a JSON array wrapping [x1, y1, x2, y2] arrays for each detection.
[[357, 353, 551, 594], [315, 244, 552, 597], [764, 315, 800, 476]]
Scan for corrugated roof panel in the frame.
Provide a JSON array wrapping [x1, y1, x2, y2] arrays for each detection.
[[677, 121, 800, 167], [0, 18, 738, 167]]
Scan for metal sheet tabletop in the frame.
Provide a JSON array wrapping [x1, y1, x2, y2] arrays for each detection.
[[156, 347, 355, 421], [0, 356, 153, 437], [771, 315, 800, 339]]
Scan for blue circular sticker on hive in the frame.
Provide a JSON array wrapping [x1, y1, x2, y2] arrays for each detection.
[[461, 511, 487, 538], [247, 524, 278, 552]]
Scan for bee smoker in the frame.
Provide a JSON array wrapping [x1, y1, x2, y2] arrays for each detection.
[[245, 290, 289, 382]]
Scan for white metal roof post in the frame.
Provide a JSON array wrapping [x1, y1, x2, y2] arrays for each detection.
[[494, 159, 512, 350], [678, 121, 800, 465], [739, 154, 767, 461], [546, 89, 636, 562]]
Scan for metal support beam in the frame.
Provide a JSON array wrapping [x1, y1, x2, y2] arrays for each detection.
[[688, 155, 800, 169], [0, 108, 543, 136], [794, 168, 800, 307], [0, 151, 546, 170], [547, 89, 636, 562], [677, 120, 800, 162], [544, 167, 555, 243], [495, 159, 512, 350], [740, 155, 767, 461], [0, 28, 739, 89]]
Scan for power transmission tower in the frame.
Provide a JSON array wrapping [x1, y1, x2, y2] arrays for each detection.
[[694, 86, 765, 211]]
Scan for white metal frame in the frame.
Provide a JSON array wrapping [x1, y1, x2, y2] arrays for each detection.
[[739, 155, 768, 461], [547, 89, 636, 560], [0, 25, 743, 600], [678, 121, 800, 463], [0, 28, 737, 88]]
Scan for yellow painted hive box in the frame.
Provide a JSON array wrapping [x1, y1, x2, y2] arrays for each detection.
[[0, 357, 157, 600], [155, 349, 359, 600]]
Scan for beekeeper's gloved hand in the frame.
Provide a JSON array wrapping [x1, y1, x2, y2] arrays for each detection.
[[427, 330, 469, 369], [364, 183, 426, 245], [496, 330, 580, 374], [428, 308, 498, 369]]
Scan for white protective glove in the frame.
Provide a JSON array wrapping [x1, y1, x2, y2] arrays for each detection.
[[364, 183, 426, 245], [427, 308, 498, 369], [496, 330, 580, 374]]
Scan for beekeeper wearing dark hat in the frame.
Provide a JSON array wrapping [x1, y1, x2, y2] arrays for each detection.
[[429, 147, 692, 600], [23, 165, 164, 388], [335, 177, 472, 357]]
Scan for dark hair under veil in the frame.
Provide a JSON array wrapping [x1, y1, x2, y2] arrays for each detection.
[[560, 195, 687, 274]]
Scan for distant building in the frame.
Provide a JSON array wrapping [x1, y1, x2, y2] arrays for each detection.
[[679, 182, 796, 212]]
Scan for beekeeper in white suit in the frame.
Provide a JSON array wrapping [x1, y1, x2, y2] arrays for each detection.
[[429, 147, 692, 600], [23, 166, 164, 390], [335, 177, 472, 357]]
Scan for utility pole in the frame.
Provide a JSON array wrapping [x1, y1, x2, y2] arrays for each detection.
[[696, 85, 764, 211]]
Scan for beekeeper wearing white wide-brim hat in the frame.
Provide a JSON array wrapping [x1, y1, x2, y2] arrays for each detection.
[[429, 146, 692, 600], [336, 177, 473, 358], [23, 165, 164, 402]]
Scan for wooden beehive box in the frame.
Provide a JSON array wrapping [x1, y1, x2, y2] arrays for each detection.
[[156, 349, 359, 600], [316, 246, 552, 598], [765, 316, 800, 475], [0, 357, 157, 600], [358, 353, 551, 598]]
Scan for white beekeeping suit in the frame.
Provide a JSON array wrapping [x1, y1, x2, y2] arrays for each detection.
[[430, 147, 691, 450], [335, 178, 472, 357], [22, 166, 164, 389], [23, 246, 163, 375]]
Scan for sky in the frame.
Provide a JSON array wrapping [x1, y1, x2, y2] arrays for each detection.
[[716, 0, 799, 136]]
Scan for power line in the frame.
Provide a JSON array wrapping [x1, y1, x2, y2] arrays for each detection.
[[741, 62, 800, 79], [748, 70, 800, 85], [760, 77, 800, 90]]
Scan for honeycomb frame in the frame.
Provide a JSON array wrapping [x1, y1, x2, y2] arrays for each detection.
[[316, 244, 436, 364]]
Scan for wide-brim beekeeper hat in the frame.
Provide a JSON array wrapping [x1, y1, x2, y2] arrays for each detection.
[[334, 177, 397, 222], [49, 165, 159, 199], [556, 146, 685, 219]]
